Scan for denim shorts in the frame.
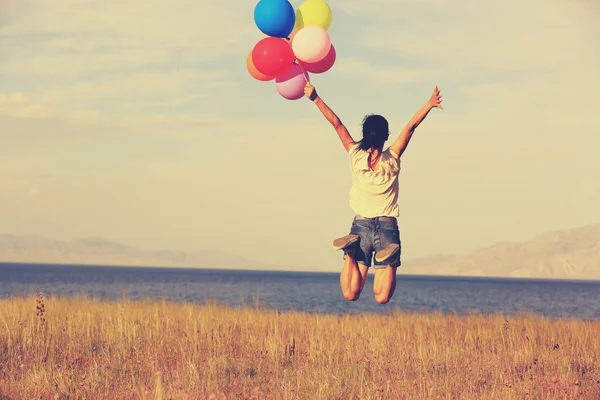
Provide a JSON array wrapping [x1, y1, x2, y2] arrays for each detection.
[[345, 215, 401, 268]]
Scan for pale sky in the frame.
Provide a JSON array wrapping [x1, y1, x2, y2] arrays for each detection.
[[1, 0, 599, 271]]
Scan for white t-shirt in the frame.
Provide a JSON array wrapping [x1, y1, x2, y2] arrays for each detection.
[[348, 143, 401, 218]]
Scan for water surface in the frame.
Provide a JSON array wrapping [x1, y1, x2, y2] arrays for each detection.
[[1, 263, 599, 319]]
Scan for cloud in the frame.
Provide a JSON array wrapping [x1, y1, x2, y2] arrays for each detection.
[[0, 0, 17, 29], [0, 0, 262, 119], [26, 187, 41, 200], [0, 111, 107, 152], [0, 92, 108, 132], [0, 89, 259, 138], [328, 0, 443, 16], [37, 67, 234, 112], [0, 92, 52, 118], [1, 0, 257, 60], [332, 0, 598, 80], [0, 43, 171, 78], [580, 179, 600, 197], [334, 58, 438, 85]]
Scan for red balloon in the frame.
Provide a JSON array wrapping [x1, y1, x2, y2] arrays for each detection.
[[299, 45, 336, 74], [252, 37, 295, 77]]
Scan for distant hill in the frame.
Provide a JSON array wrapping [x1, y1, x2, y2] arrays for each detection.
[[0, 234, 274, 270], [1, 223, 599, 280], [401, 224, 600, 280]]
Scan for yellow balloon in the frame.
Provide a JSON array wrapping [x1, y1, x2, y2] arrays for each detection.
[[296, 0, 332, 31]]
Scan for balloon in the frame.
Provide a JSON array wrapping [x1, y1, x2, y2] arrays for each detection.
[[286, 23, 300, 41], [299, 44, 336, 73], [276, 63, 309, 100], [246, 51, 275, 81], [292, 26, 331, 63], [296, 0, 332, 30], [252, 37, 295, 76], [254, 0, 296, 38]]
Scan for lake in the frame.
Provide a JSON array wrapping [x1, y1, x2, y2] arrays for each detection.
[[1, 263, 599, 319]]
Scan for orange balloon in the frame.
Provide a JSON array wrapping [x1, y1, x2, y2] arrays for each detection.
[[246, 51, 275, 82]]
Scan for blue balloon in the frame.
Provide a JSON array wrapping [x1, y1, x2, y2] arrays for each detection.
[[254, 0, 295, 38]]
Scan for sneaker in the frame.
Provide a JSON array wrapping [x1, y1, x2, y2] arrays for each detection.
[[332, 234, 359, 251], [375, 243, 399, 263]]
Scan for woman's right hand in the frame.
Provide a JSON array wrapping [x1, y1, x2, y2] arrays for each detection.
[[304, 83, 318, 101]]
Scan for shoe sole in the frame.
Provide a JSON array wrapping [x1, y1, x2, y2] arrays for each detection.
[[375, 244, 399, 263], [332, 234, 359, 251]]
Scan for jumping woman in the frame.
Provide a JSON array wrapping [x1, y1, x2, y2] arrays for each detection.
[[304, 83, 443, 304]]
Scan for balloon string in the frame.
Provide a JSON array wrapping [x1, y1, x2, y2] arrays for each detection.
[[295, 59, 309, 83], [287, 36, 308, 83]]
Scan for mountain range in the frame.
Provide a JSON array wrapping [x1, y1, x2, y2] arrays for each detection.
[[400, 224, 600, 280], [1, 223, 599, 280], [0, 235, 275, 270]]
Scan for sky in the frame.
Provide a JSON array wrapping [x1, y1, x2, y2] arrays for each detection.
[[1, 0, 599, 271]]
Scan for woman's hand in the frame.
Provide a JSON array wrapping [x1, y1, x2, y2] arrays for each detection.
[[304, 83, 318, 102], [427, 86, 443, 110]]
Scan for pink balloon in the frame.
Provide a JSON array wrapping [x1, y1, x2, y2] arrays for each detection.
[[299, 44, 336, 74], [292, 26, 331, 64], [275, 63, 310, 100]]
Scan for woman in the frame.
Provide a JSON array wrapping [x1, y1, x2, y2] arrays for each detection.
[[304, 82, 443, 304]]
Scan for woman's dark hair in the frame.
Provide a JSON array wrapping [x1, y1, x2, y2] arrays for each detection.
[[358, 114, 389, 151]]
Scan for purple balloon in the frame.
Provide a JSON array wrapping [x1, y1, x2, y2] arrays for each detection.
[[275, 63, 310, 100]]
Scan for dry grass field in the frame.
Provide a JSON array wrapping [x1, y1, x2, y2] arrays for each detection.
[[0, 289, 599, 399]]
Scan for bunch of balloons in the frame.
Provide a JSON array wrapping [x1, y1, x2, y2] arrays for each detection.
[[247, 0, 336, 100]]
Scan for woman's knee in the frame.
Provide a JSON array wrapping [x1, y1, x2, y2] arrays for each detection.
[[343, 288, 362, 301], [374, 291, 391, 304], [373, 282, 394, 304]]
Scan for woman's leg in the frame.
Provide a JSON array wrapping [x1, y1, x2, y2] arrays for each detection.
[[333, 218, 373, 301], [372, 218, 401, 304], [340, 246, 369, 301], [334, 220, 372, 301], [373, 265, 397, 304]]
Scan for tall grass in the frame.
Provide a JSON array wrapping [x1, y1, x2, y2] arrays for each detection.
[[0, 289, 598, 399]]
